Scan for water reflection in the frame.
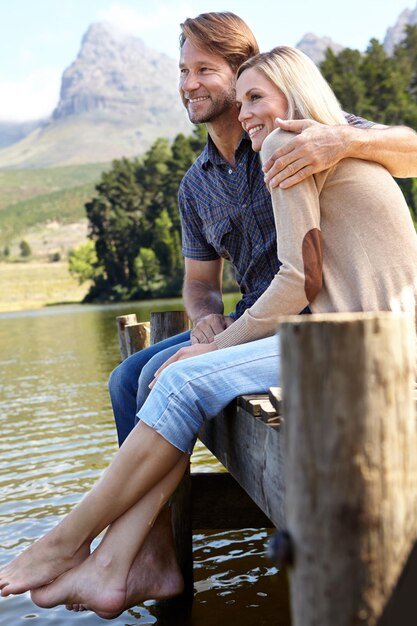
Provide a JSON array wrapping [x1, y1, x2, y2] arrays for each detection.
[[0, 297, 289, 625]]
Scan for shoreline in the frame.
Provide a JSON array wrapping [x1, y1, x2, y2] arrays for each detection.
[[0, 260, 89, 313]]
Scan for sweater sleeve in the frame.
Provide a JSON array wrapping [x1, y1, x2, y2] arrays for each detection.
[[214, 129, 323, 349]]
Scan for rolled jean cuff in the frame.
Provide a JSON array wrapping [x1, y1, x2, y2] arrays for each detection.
[[138, 382, 200, 453]]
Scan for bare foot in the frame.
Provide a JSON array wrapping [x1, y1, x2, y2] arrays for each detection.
[[0, 534, 90, 597], [32, 507, 184, 618]]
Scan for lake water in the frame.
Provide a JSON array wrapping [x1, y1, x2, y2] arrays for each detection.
[[0, 297, 290, 625]]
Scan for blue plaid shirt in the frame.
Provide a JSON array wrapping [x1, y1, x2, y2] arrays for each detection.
[[179, 115, 373, 318], [179, 134, 277, 317]]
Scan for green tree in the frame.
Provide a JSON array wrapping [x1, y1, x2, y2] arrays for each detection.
[[19, 240, 31, 257], [321, 48, 368, 116], [134, 248, 164, 294], [68, 241, 103, 284], [85, 157, 145, 296], [82, 128, 207, 302]]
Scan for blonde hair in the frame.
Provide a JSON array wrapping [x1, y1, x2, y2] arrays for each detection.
[[180, 12, 259, 72], [237, 46, 347, 125]]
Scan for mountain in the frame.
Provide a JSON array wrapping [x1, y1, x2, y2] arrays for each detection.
[[296, 32, 345, 64], [0, 23, 191, 169], [0, 120, 45, 149], [297, 2, 417, 64], [384, 4, 417, 55]]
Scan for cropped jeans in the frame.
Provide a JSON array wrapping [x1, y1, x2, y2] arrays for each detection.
[[109, 330, 191, 446], [138, 334, 281, 454]]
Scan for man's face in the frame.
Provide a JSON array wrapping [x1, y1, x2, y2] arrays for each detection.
[[179, 39, 237, 124]]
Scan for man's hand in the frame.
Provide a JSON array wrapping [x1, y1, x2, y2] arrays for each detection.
[[191, 313, 234, 344], [149, 343, 217, 389], [263, 118, 350, 189]]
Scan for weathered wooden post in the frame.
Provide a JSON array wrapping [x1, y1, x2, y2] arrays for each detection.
[[116, 314, 138, 360], [116, 314, 150, 360], [280, 312, 417, 626]]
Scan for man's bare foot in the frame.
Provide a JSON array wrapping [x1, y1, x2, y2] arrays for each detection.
[[32, 507, 184, 618], [0, 534, 90, 597]]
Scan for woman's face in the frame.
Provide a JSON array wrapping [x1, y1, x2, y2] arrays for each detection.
[[236, 67, 288, 152]]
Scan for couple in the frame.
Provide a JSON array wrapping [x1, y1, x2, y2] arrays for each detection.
[[1, 11, 417, 620]]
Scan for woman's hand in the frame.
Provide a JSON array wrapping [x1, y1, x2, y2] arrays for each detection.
[[149, 343, 218, 389]]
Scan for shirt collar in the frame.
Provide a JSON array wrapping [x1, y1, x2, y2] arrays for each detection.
[[201, 132, 252, 170]]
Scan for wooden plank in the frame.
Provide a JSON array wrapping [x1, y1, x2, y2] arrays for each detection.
[[268, 387, 282, 414], [198, 403, 286, 529], [259, 399, 278, 421], [237, 394, 269, 416], [190, 472, 272, 529]]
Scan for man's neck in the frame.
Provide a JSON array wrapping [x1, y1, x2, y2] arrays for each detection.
[[206, 117, 244, 168]]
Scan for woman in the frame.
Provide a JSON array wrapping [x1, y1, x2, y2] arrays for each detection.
[[1, 47, 416, 618]]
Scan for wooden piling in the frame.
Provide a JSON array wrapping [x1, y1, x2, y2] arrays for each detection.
[[280, 312, 417, 626], [116, 313, 138, 360], [150, 310, 189, 345], [124, 322, 150, 355]]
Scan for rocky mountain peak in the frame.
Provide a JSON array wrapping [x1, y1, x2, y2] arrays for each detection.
[[383, 5, 417, 55], [296, 32, 345, 65], [52, 21, 182, 120]]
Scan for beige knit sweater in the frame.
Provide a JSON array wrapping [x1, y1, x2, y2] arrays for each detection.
[[214, 129, 417, 349]]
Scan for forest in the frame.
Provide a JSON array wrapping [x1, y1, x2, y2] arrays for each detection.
[[70, 26, 417, 302]]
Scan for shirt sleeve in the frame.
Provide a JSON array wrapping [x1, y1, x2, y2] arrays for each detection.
[[214, 129, 323, 349], [343, 111, 375, 129], [178, 179, 220, 261]]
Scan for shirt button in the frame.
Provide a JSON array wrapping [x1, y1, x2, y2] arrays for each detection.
[[242, 203, 247, 208], [228, 168, 233, 174]]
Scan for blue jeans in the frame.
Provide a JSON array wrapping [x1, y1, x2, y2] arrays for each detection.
[[109, 330, 191, 446], [138, 334, 281, 453]]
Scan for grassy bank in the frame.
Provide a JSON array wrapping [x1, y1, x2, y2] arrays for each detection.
[[0, 261, 90, 312]]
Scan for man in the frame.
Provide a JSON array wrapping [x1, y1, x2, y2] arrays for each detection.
[[110, 11, 417, 446], [104, 10, 417, 607]]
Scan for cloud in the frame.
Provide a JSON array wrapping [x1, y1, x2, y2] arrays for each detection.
[[0, 68, 61, 121]]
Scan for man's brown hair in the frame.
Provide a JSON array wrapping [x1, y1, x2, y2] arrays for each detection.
[[179, 12, 259, 71]]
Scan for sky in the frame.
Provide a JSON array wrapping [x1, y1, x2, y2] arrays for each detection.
[[0, 0, 414, 121]]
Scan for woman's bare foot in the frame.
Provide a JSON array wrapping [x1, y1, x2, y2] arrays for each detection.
[[33, 508, 184, 618], [31, 551, 128, 619], [0, 534, 90, 597]]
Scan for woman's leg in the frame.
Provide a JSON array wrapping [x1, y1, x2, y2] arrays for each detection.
[[109, 331, 191, 445], [30, 456, 189, 618], [138, 334, 281, 453], [0, 334, 280, 597], [0, 423, 185, 596]]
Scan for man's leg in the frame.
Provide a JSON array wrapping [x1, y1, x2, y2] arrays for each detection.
[[109, 330, 191, 446]]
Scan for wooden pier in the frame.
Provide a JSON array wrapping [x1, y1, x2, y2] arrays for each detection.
[[116, 310, 417, 626]]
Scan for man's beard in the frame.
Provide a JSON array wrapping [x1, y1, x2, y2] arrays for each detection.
[[187, 87, 236, 124]]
